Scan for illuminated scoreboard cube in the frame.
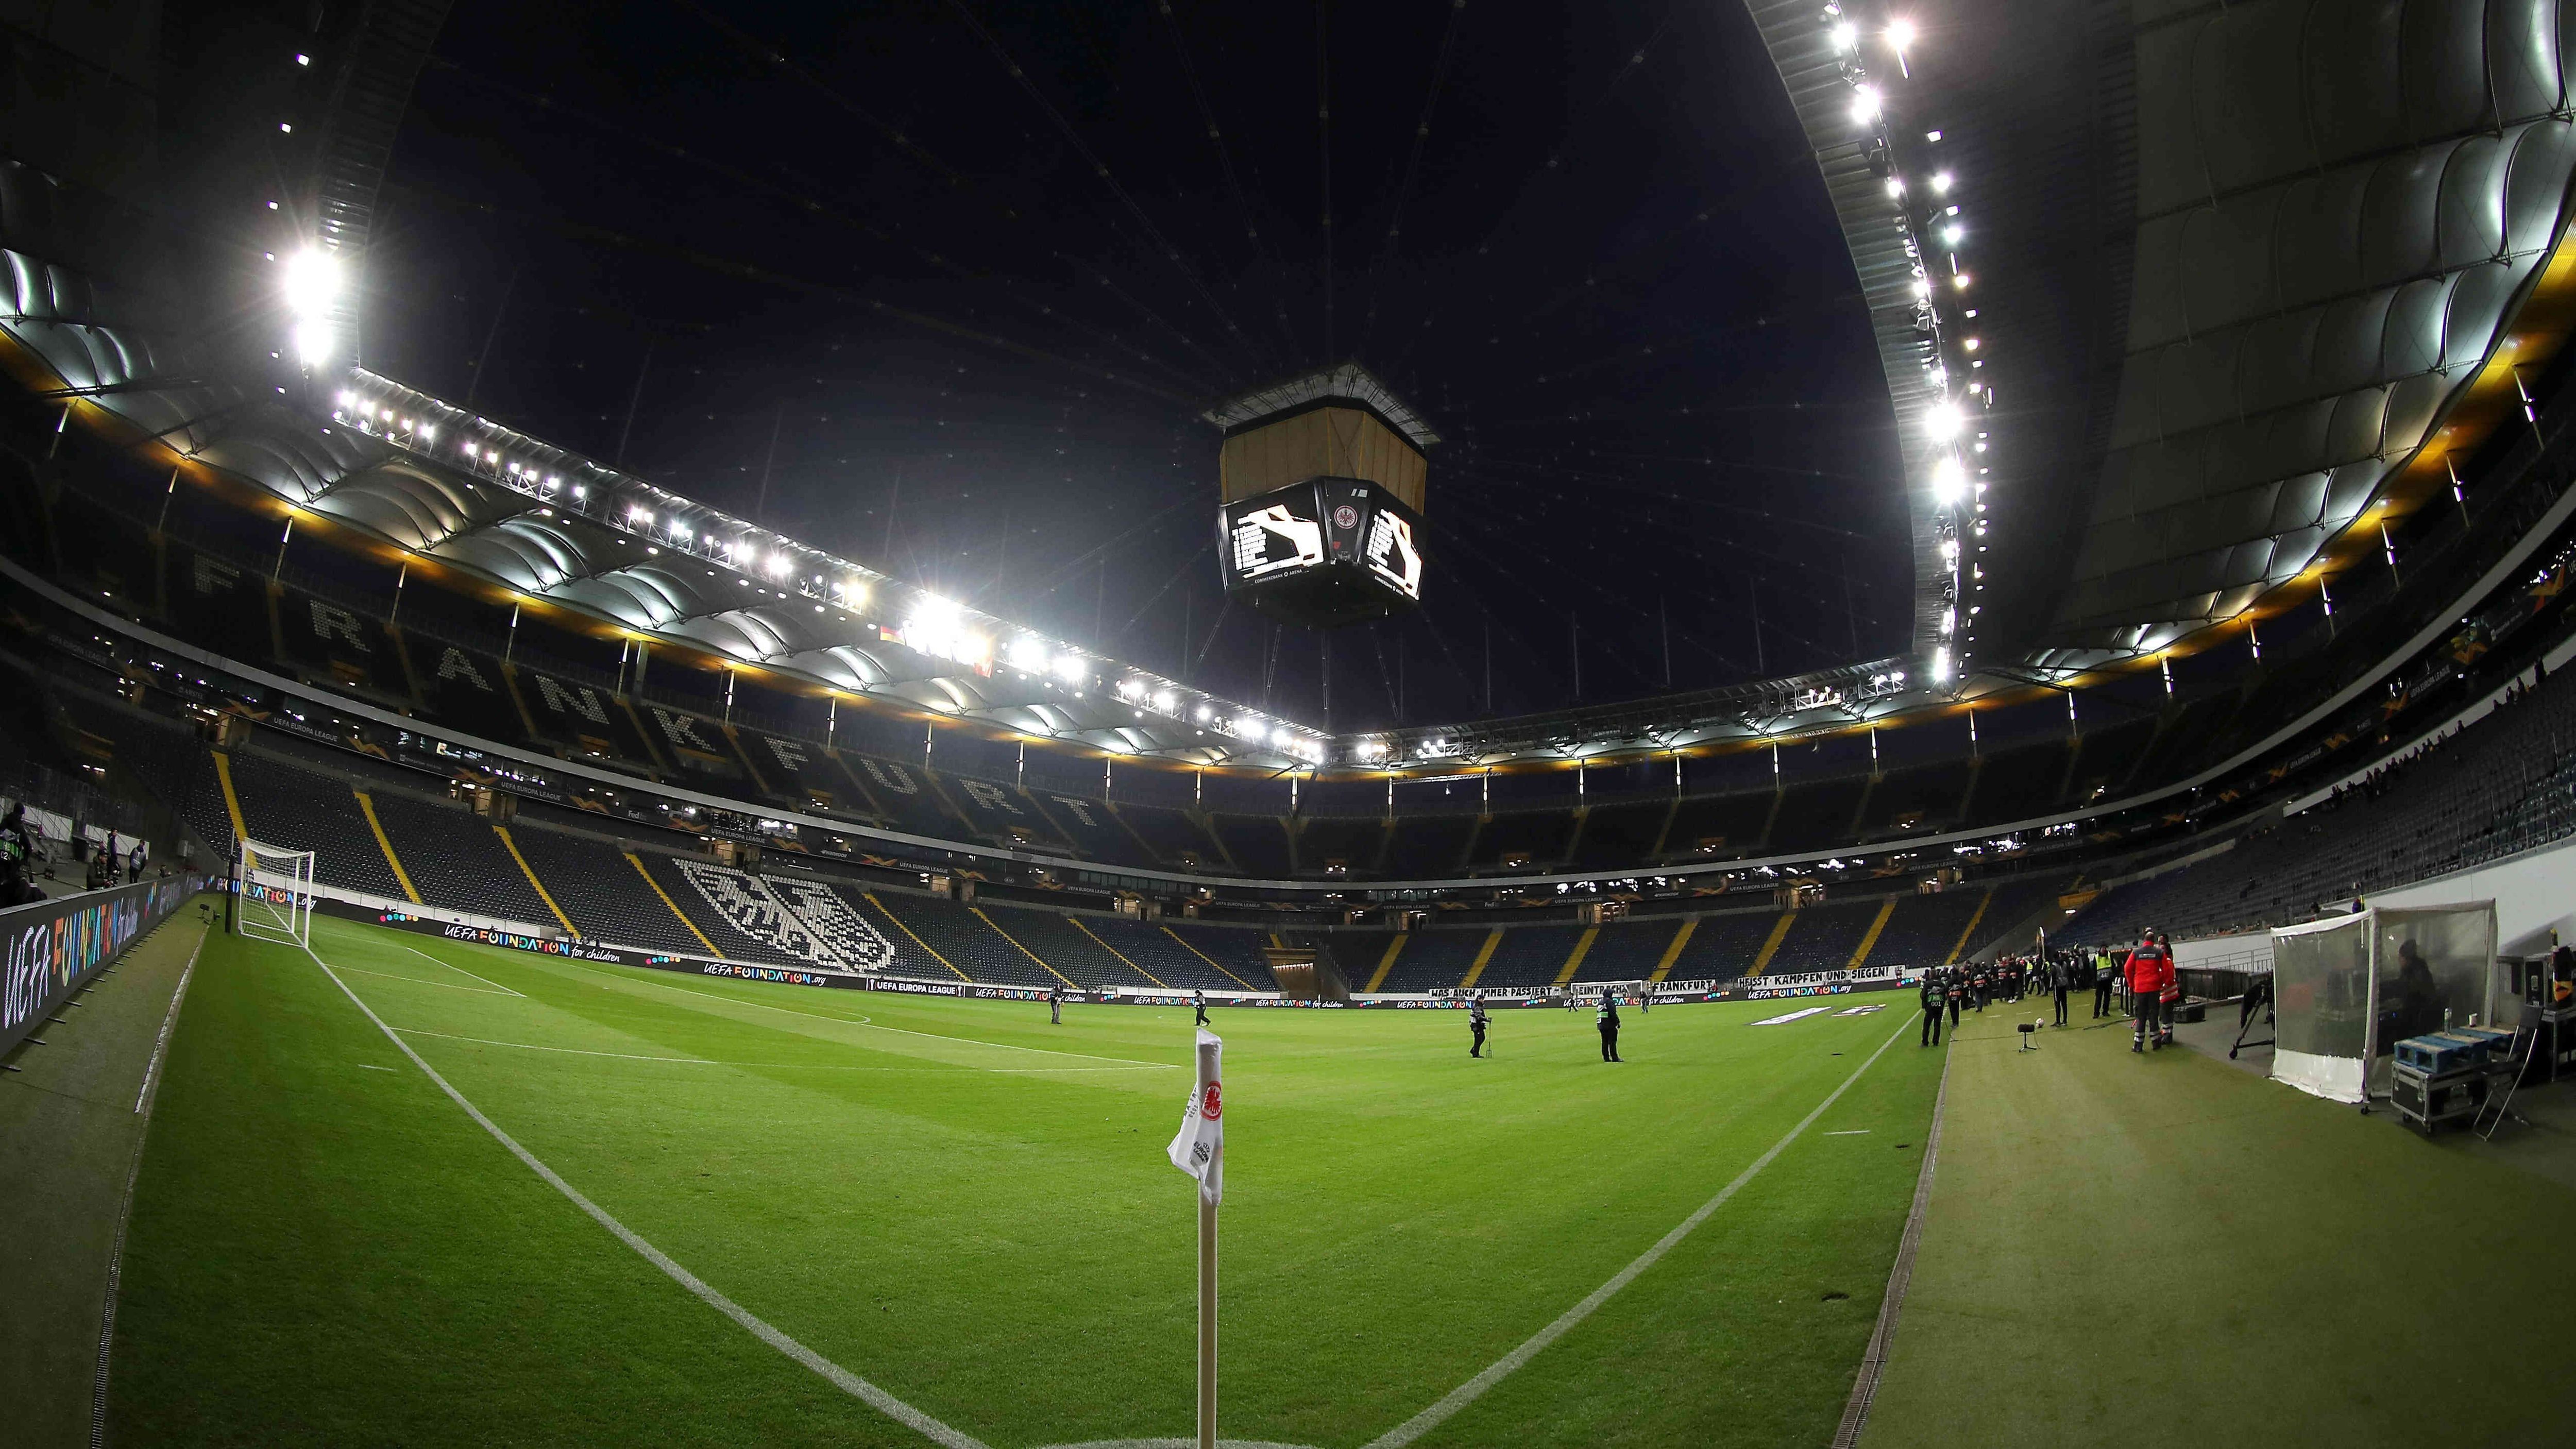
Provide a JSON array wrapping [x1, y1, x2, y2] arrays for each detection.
[[1202, 363, 1438, 628]]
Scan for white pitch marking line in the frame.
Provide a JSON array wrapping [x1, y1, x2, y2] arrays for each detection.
[[391, 941, 527, 996], [295, 938, 993, 1449], [1749, 1005, 1834, 1026], [557, 960, 1180, 1069], [357, 1064, 398, 1072], [1824, 1129, 1872, 1135], [133, 924, 209, 1114], [1361, 1016, 1917, 1449], [334, 965, 521, 996]]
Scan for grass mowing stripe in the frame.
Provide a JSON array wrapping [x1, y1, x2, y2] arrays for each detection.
[[98, 923, 209, 1449], [1831, 1041, 1951, 1449], [388, 1026, 1172, 1072], [334, 965, 523, 995], [1363, 1015, 1916, 1449], [553, 958, 1182, 1069], [294, 936, 994, 1449], [391, 942, 526, 996]]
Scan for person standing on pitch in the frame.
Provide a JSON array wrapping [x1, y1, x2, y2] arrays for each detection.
[[1919, 970, 1945, 1047], [1048, 982, 1063, 1026], [1193, 988, 1209, 1027], [1944, 967, 1963, 1029], [1597, 988, 1623, 1063], [2052, 953, 2072, 1027], [2092, 949, 2116, 1018], [2124, 930, 2172, 1052], [1468, 996, 1489, 1058]]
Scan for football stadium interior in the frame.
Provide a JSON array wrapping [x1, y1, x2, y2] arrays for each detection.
[[7, 2, 2576, 1445]]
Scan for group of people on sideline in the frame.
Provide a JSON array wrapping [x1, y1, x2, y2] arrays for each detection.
[[1915, 938, 2179, 1049]]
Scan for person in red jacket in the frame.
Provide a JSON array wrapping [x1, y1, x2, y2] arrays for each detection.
[[2125, 930, 2175, 1053]]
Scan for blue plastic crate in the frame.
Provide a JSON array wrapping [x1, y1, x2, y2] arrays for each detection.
[[2392, 1033, 2484, 1075]]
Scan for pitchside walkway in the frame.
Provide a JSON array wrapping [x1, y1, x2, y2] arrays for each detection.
[[0, 899, 213, 1447], [1859, 1002, 2576, 1446]]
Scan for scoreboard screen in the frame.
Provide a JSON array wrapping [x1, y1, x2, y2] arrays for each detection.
[[1219, 478, 1426, 625]]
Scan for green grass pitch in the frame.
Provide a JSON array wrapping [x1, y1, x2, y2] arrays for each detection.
[[110, 914, 1945, 1447]]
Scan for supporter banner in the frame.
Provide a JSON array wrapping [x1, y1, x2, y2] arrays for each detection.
[[1718, 965, 1912, 1001], [2, 876, 201, 1058]]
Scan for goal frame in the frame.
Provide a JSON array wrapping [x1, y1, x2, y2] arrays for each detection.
[[234, 838, 319, 948]]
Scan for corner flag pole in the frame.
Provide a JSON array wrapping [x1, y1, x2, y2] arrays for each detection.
[[1199, 1154, 1217, 1449], [1167, 1027, 1224, 1449]]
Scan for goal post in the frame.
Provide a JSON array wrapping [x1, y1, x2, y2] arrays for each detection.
[[235, 838, 319, 948]]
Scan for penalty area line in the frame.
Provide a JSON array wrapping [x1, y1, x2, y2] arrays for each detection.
[[294, 938, 993, 1449], [1361, 1016, 1917, 1449]]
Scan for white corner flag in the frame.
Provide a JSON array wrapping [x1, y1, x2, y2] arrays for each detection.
[[1167, 1026, 1224, 1204]]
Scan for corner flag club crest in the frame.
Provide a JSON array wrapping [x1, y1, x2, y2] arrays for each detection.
[[1165, 1027, 1225, 1449]]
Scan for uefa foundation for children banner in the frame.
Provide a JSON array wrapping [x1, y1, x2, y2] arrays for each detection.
[[2, 875, 200, 1058]]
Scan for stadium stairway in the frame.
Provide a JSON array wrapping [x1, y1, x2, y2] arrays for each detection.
[[969, 905, 1126, 988], [220, 748, 408, 902], [1574, 917, 1685, 981], [503, 828, 709, 957], [866, 891, 1055, 987], [1377, 929, 1485, 991], [629, 851, 833, 968]]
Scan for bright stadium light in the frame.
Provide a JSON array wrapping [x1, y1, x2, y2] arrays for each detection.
[[1007, 636, 1048, 671], [291, 319, 332, 367], [1931, 454, 1966, 505], [1931, 171, 1954, 194], [1932, 645, 1953, 682], [1829, 21, 1856, 50], [1195, 705, 1213, 723], [1923, 399, 1964, 442], [281, 247, 341, 319], [1152, 689, 1176, 713], [1884, 176, 1905, 198], [1850, 84, 1882, 125], [1886, 18, 1917, 51], [1053, 654, 1088, 686]]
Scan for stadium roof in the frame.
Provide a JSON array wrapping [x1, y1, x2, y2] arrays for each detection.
[[1199, 362, 1443, 448]]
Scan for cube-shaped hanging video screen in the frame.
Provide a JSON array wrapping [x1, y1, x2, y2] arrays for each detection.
[[1218, 478, 1425, 627]]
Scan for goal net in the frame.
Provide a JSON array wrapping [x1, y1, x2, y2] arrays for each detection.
[[235, 838, 318, 948]]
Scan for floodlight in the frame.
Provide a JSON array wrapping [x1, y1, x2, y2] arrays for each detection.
[[1850, 84, 1882, 124], [1152, 689, 1176, 712], [1931, 171, 1954, 194], [1830, 21, 1856, 50], [281, 248, 340, 319], [1886, 19, 1916, 52], [1931, 646, 1952, 682], [291, 319, 332, 366], [1931, 454, 1966, 505], [1923, 399, 1964, 442], [1053, 654, 1088, 685]]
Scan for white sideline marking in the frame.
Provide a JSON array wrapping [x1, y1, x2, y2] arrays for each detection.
[[1749, 1006, 1833, 1026], [1360, 1017, 1916, 1449], [389, 1027, 1168, 1073], [393, 942, 526, 996], [294, 937, 993, 1449], [358, 1064, 398, 1072], [336, 965, 521, 996], [132, 925, 208, 1114], [1824, 1129, 1872, 1135], [556, 959, 1179, 1069]]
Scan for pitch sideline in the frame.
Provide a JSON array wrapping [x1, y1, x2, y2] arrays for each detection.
[[290, 918, 1919, 1449], [1360, 1015, 1918, 1449], [291, 934, 995, 1449]]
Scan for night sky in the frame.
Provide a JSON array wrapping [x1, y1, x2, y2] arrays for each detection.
[[357, 0, 1914, 731]]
